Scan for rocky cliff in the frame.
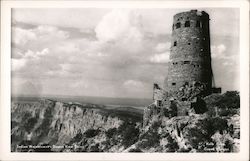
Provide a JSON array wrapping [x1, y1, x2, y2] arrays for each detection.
[[11, 91, 240, 153], [11, 99, 141, 152], [125, 91, 240, 153], [127, 114, 240, 152]]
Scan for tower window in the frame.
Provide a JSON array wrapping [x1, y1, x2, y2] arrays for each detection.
[[155, 100, 162, 107], [196, 20, 201, 27], [157, 100, 162, 107], [188, 42, 191, 45], [184, 61, 190, 64], [172, 24, 174, 30], [174, 41, 177, 46], [184, 21, 190, 27], [176, 22, 181, 29], [172, 83, 176, 86]]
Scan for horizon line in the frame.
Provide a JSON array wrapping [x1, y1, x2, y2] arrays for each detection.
[[11, 93, 153, 100]]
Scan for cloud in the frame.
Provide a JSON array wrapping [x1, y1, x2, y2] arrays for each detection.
[[11, 10, 171, 98], [46, 63, 72, 77], [217, 44, 226, 54], [149, 52, 170, 63], [11, 48, 50, 72], [71, 81, 89, 89], [11, 58, 27, 71], [211, 44, 238, 64], [12, 25, 70, 50], [123, 80, 144, 88], [11, 8, 240, 97], [211, 44, 226, 58], [11, 25, 76, 76], [211, 42, 239, 92], [23, 48, 49, 59], [222, 61, 234, 66], [12, 27, 36, 45], [155, 42, 171, 52], [37, 48, 49, 56], [12, 78, 43, 96], [12, 8, 109, 30], [54, 42, 80, 53], [95, 9, 143, 43], [34, 25, 69, 40], [12, 47, 25, 59], [12, 8, 239, 37], [25, 48, 50, 58]]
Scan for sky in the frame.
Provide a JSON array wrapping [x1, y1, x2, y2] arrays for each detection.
[[11, 8, 240, 98]]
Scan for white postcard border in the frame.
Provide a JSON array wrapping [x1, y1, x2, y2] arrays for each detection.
[[0, 0, 249, 160]]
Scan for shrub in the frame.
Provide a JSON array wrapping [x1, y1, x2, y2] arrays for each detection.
[[137, 121, 162, 149], [151, 121, 161, 131], [69, 132, 83, 144], [138, 130, 160, 149], [101, 140, 112, 151], [169, 102, 178, 117], [205, 94, 222, 108], [129, 148, 142, 152], [22, 112, 32, 121], [89, 143, 101, 152], [191, 97, 207, 114], [105, 128, 117, 138], [163, 108, 169, 117], [84, 129, 100, 138], [178, 147, 192, 152], [187, 117, 228, 151], [224, 139, 234, 152], [117, 122, 140, 148], [219, 108, 238, 117], [206, 91, 240, 109], [23, 117, 38, 132], [217, 91, 240, 109], [165, 133, 179, 152]]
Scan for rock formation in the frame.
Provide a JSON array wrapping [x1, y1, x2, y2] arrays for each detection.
[[11, 99, 141, 152], [11, 90, 240, 153]]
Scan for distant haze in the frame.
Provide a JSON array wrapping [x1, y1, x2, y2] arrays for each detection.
[[11, 95, 152, 107], [11, 8, 239, 98]]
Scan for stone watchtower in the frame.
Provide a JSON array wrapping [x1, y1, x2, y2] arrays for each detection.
[[164, 10, 212, 95], [144, 10, 221, 127]]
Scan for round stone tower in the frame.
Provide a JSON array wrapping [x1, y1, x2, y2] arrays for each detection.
[[164, 10, 212, 94]]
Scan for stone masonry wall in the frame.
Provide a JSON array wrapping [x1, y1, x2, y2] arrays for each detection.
[[153, 84, 167, 106], [165, 10, 212, 94]]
